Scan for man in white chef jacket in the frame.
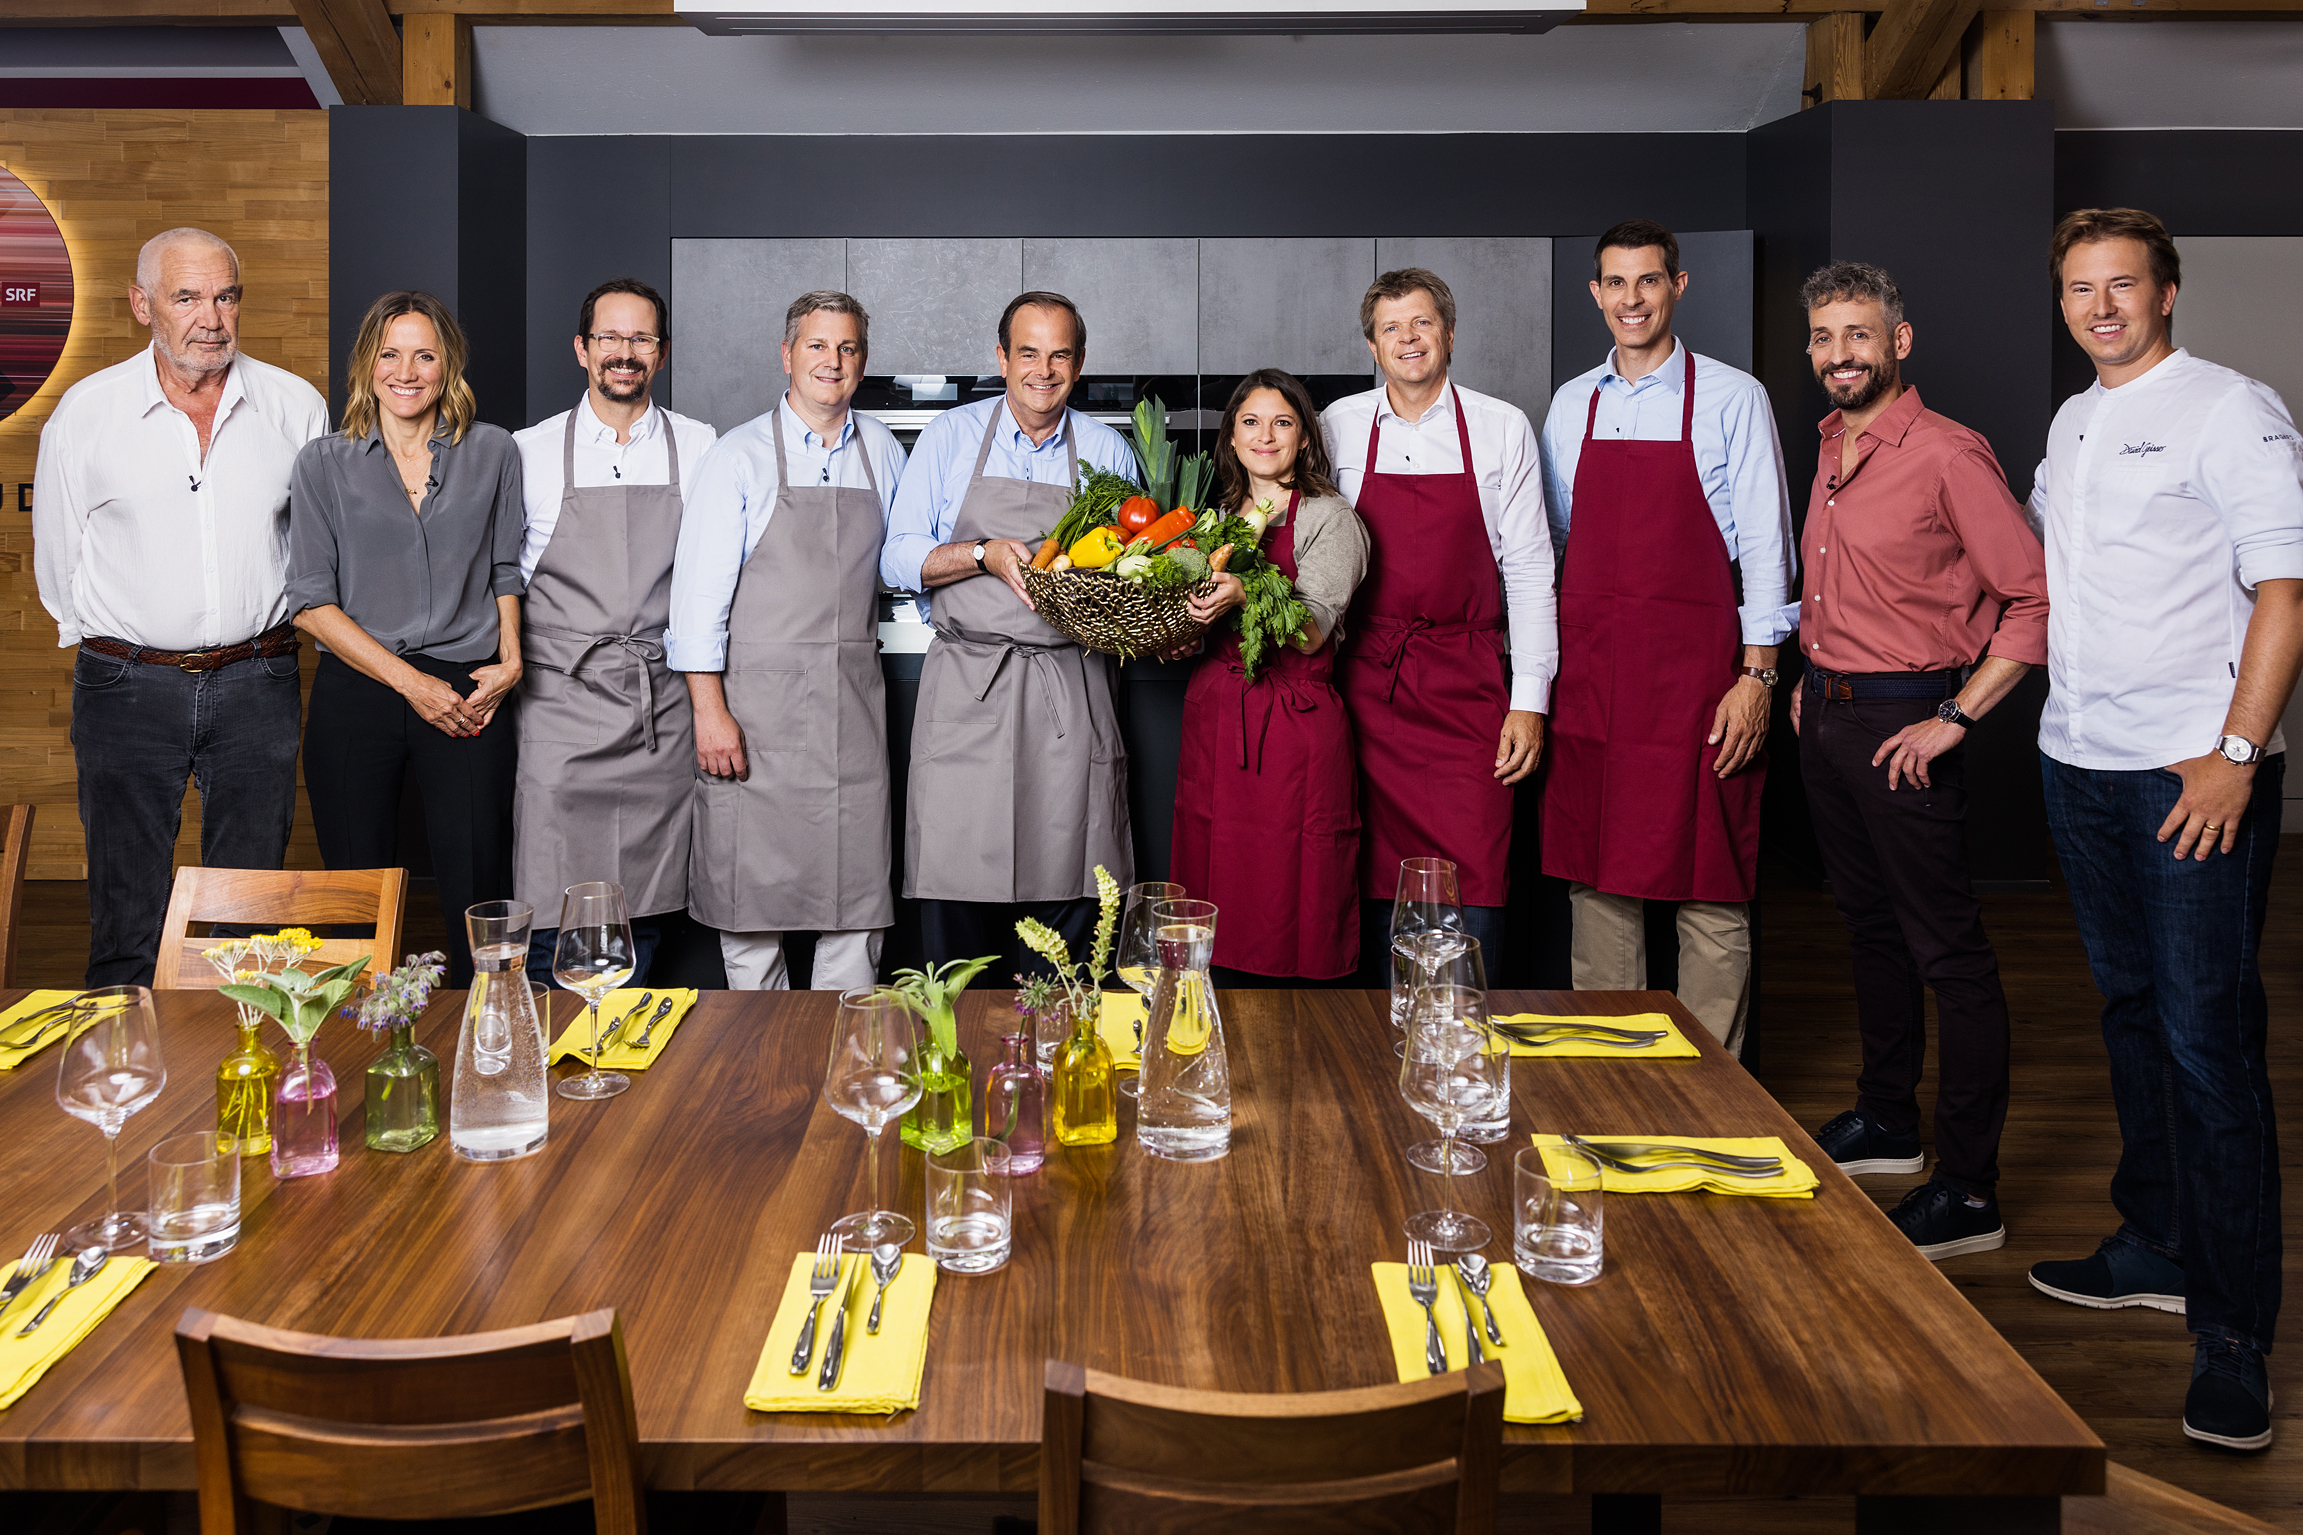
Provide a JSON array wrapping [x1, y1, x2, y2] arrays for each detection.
[[2020, 207, 2303, 1455]]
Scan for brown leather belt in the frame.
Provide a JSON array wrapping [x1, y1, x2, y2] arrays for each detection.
[[82, 621, 300, 674]]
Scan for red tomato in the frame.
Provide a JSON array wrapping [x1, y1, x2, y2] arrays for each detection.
[[1117, 496, 1160, 535]]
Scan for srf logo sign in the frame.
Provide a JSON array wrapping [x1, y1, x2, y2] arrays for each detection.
[[1, 284, 39, 306]]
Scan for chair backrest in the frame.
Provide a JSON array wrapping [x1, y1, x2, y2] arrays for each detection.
[[175, 1307, 648, 1535], [151, 867, 408, 990], [0, 804, 32, 988], [1039, 1359, 1505, 1535]]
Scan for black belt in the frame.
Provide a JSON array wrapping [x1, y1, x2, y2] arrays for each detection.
[[1805, 667, 1961, 702]]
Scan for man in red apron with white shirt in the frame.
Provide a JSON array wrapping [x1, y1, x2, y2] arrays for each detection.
[[1323, 269, 1559, 975], [1538, 221, 1797, 1055]]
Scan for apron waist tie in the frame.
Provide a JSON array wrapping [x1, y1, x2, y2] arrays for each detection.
[[559, 631, 667, 752], [1354, 616, 1503, 703], [940, 632, 1073, 740], [1228, 663, 1322, 773]]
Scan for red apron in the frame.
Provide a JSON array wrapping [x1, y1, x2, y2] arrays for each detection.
[[1541, 350, 1762, 903], [1169, 498, 1360, 978], [1337, 390, 1514, 908]]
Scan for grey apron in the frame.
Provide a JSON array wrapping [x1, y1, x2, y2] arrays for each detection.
[[905, 408, 1132, 902], [511, 404, 694, 918], [689, 406, 894, 932]]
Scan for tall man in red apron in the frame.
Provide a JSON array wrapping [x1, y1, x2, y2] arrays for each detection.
[[1323, 269, 1558, 975], [880, 293, 1140, 978], [1538, 221, 1797, 1055], [668, 291, 908, 990], [512, 279, 719, 986]]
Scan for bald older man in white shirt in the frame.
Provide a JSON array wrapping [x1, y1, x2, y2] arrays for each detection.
[[32, 228, 327, 985]]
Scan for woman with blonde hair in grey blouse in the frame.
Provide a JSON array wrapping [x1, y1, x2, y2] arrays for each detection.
[[286, 290, 524, 985], [1169, 368, 1371, 985]]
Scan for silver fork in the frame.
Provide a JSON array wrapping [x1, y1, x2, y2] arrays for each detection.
[[0, 1233, 60, 1313], [787, 1234, 841, 1374], [1567, 1134, 1780, 1169], [1573, 1146, 1782, 1179], [1405, 1239, 1447, 1376], [627, 995, 678, 1054]]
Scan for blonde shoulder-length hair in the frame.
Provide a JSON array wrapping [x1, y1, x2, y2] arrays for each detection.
[[340, 290, 478, 444]]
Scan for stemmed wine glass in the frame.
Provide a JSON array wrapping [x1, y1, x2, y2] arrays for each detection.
[[553, 881, 636, 1101], [1398, 984, 1510, 1252], [1401, 941, 1494, 1171], [56, 986, 166, 1251], [1113, 881, 1183, 1099], [824, 987, 924, 1250], [1389, 857, 1468, 1054]]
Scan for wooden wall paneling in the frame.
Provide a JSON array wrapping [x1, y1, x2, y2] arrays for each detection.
[[0, 109, 330, 879]]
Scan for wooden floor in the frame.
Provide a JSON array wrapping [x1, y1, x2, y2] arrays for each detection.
[[7, 854, 2301, 1532]]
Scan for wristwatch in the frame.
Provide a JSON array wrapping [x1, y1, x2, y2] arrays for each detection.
[[2216, 733, 2264, 766], [1741, 666, 1778, 688], [971, 540, 988, 574], [1936, 699, 1978, 729]]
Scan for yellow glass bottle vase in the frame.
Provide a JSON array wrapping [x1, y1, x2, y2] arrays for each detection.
[[1052, 1001, 1119, 1147], [215, 1012, 280, 1157]]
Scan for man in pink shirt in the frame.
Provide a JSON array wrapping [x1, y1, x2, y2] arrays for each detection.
[[1791, 262, 2049, 1261]]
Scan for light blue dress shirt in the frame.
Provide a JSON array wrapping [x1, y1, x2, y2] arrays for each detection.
[[879, 396, 1140, 604], [1539, 341, 1799, 647], [665, 395, 907, 673]]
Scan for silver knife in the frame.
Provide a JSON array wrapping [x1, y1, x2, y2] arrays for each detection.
[[0, 1001, 86, 1049], [817, 1256, 866, 1392], [595, 992, 651, 1055], [1454, 1268, 1483, 1367]]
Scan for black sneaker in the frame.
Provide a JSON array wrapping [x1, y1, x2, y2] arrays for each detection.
[[2184, 1338, 2273, 1451], [2028, 1239, 2186, 1314], [1813, 1110, 1924, 1175], [1887, 1179, 2007, 1260]]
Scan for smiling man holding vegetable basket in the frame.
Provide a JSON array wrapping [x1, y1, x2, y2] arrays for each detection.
[[879, 293, 1141, 979]]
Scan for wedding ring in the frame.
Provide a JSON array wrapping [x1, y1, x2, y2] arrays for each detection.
[[2203, 822, 2223, 831]]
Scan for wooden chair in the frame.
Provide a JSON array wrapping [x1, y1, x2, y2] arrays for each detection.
[[1039, 1358, 1505, 1534], [150, 866, 407, 989], [175, 1307, 649, 1535], [0, 804, 33, 988]]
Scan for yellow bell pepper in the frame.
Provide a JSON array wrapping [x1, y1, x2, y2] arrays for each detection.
[[1067, 525, 1126, 570]]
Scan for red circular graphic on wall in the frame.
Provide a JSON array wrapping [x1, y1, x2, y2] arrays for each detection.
[[0, 165, 74, 425]]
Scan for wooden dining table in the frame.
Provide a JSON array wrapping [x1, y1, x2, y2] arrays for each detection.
[[0, 986, 2100, 1531]]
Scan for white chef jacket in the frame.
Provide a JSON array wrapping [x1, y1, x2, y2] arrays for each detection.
[[32, 345, 329, 650], [2029, 348, 2303, 771], [512, 396, 720, 583], [1322, 382, 1560, 714], [666, 396, 907, 673]]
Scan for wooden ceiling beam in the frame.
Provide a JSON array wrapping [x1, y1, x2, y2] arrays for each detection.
[[403, 11, 474, 103], [1803, 12, 1867, 104], [288, 0, 401, 103], [1969, 9, 2036, 96], [1866, 0, 1982, 95]]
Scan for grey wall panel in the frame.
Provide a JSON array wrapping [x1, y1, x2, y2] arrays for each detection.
[[1376, 237, 1552, 425], [667, 237, 845, 431], [527, 137, 671, 427], [848, 238, 1022, 376], [1022, 239, 1196, 375], [1549, 228, 1755, 395], [1198, 237, 1375, 377]]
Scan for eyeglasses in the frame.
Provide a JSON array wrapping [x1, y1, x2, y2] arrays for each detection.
[[586, 333, 662, 355]]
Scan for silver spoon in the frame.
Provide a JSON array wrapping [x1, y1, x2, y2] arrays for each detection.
[[1453, 1252, 1505, 1346], [627, 995, 678, 1054], [18, 1246, 106, 1336], [866, 1243, 903, 1335]]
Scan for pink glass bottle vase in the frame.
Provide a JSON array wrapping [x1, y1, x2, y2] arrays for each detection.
[[984, 1032, 1046, 1174], [271, 1046, 339, 1178]]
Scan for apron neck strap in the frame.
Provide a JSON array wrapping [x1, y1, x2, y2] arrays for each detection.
[[973, 401, 1074, 486], [772, 397, 880, 500], [1582, 350, 1698, 444], [1369, 387, 1470, 471], [566, 397, 679, 492]]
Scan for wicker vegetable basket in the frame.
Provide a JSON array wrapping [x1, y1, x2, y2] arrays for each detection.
[[1020, 567, 1218, 660]]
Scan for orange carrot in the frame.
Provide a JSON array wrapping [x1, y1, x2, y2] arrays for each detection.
[[1030, 536, 1062, 571]]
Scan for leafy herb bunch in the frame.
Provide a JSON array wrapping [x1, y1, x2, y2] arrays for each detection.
[[1015, 866, 1122, 1022]]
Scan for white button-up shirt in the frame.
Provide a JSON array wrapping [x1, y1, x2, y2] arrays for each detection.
[[2030, 348, 2303, 770], [1540, 341, 1799, 648], [512, 395, 719, 582], [32, 345, 328, 650], [1322, 382, 1560, 714], [668, 396, 907, 673]]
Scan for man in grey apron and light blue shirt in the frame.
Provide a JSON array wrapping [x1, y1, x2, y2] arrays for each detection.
[[668, 291, 907, 990], [512, 279, 718, 986], [880, 292, 1140, 977]]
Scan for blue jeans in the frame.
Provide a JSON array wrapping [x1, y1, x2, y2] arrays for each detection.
[[1358, 901, 1507, 987], [2041, 751, 2283, 1351], [71, 645, 302, 985]]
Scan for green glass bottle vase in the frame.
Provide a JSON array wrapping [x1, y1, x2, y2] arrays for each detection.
[[900, 1036, 972, 1154], [365, 1020, 442, 1153]]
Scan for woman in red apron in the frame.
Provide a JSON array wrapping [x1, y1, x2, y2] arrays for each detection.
[[1170, 370, 1370, 982]]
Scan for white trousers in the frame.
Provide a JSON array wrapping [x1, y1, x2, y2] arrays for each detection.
[[719, 928, 886, 992], [1567, 884, 1750, 1058]]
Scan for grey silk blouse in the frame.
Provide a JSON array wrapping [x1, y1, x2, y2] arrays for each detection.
[[286, 422, 526, 663]]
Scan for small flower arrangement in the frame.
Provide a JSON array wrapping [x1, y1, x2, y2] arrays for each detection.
[[204, 929, 328, 1030], [1013, 972, 1058, 1028], [344, 952, 447, 1034], [219, 938, 371, 1047], [885, 954, 997, 1059], [1015, 865, 1122, 1022]]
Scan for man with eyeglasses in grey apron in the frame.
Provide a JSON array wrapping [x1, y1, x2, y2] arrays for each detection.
[[512, 278, 717, 986], [880, 292, 1141, 975], [668, 291, 907, 989]]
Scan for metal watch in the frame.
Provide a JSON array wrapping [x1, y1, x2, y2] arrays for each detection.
[[1936, 699, 1978, 729], [2217, 733, 2264, 766], [971, 540, 988, 573], [1741, 666, 1778, 688]]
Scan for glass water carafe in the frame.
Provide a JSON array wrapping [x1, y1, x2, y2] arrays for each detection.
[[1135, 899, 1230, 1163], [450, 900, 549, 1162]]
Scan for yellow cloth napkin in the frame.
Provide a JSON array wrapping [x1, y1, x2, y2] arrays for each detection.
[[546, 989, 698, 1071], [0, 991, 88, 1071], [0, 1254, 157, 1409], [1098, 991, 1143, 1073], [1493, 1012, 1701, 1060], [744, 1249, 937, 1415], [1371, 1260, 1582, 1424], [1531, 1133, 1818, 1199]]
